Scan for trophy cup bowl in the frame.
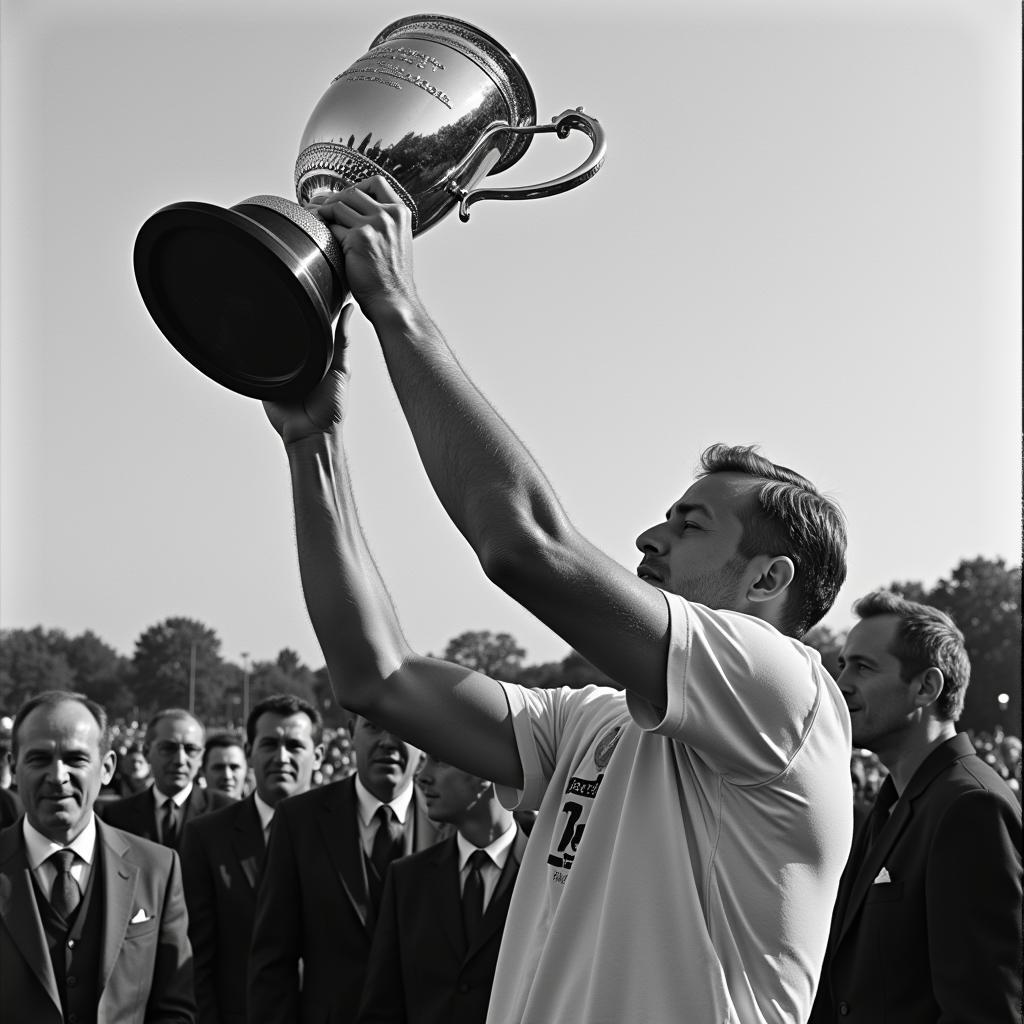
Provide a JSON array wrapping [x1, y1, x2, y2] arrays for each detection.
[[134, 14, 606, 400]]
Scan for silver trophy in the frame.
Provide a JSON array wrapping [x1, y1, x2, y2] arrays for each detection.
[[134, 14, 606, 400]]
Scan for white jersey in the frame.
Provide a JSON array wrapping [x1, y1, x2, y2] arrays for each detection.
[[488, 593, 853, 1024]]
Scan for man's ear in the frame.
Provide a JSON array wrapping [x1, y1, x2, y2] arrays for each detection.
[[746, 555, 796, 605], [914, 667, 945, 710], [101, 749, 117, 786]]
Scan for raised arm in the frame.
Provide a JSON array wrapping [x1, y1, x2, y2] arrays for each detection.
[[264, 311, 522, 787], [317, 180, 672, 706]]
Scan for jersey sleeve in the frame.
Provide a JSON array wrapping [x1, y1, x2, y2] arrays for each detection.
[[495, 683, 612, 812], [626, 592, 829, 781]]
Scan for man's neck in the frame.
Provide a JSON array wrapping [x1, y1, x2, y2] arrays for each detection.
[[456, 807, 515, 849], [879, 721, 957, 795]]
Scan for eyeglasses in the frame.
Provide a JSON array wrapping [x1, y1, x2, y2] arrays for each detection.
[[153, 741, 204, 759]]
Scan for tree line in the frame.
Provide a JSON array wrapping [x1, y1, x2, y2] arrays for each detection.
[[1, 557, 1019, 734]]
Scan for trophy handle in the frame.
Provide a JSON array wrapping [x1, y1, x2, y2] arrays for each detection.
[[449, 108, 606, 222]]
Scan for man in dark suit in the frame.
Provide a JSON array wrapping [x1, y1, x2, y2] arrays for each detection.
[[0, 690, 194, 1024], [0, 781, 23, 829], [811, 591, 1022, 1023], [248, 714, 447, 1024], [357, 753, 528, 1024], [180, 695, 324, 1024], [102, 708, 233, 848]]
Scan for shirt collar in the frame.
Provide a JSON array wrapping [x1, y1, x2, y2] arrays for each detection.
[[354, 774, 414, 827], [456, 820, 517, 872], [253, 792, 275, 832], [23, 813, 98, 871], [153, 782, 193, 809]]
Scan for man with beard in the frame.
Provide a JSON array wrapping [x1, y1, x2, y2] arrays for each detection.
[[247, 713, 447, 1024], [181, 695, 324, 1024], [811, 591, 1022, 1022], [102, 709, 233, 850], [260, 177, 854, 1024]]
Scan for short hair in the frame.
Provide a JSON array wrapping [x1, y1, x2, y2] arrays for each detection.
[[853, 590, 971, 722], [143, 709, 204, 748], [202, 730, 246, 768], [698, 444, 847, 637], [246, 694, 323, 747], [11, 690, 111, 758]]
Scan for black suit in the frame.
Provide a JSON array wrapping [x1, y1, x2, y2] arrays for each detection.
[[0, 816, 195, 1024], [248, 775, 448, 1024], [356, 827, 528, 1024], [0, 786, 22, 829], [180, 795, 266, 1024], [101, 783, 234, 849], [811, 733, 1022, 1023]]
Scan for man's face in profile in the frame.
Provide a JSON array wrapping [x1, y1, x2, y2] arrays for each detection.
[[635, 472, 756, 610]]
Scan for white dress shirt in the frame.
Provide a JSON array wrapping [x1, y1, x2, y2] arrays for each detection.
[[456, 821, 517, 911], [354, 775, 415, 856], [253, 791, 275, 845], [23, 813, 97, 901], [152, 782, 192, 843]]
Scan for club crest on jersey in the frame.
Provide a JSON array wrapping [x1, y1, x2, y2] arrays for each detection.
[[594, 725, 622, 769]]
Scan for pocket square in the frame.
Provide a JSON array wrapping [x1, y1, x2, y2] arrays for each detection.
[[130, 908, 153, 924], [872, 867, 891, 885]]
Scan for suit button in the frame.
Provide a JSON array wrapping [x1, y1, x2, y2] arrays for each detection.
[[458, 983, 470, 994], [69, 1016, 78, 1023], [67, 939, 75, 949], [67, 975, 77, 987], [839, 1002, 849, 1015]]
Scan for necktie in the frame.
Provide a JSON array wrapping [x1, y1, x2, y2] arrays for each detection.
[[162, 800, 179, 848], [370, 805, 404, 879], [49, 849, 81, 920], [862, 776, 898, 853], [462, 849, 490, 944]]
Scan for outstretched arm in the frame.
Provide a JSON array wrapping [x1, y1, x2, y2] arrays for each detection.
[[265, 309, 522, 786], [317, 180, 672, 707]]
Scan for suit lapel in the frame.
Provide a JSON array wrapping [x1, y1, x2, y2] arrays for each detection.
[[836, 796, 913, 947], [181, 786, 205, 830], [0, 829, 62, 1012], [466, 827, 527, 958], [96, 819, 140, 991], [230, 797, 265, 892], [425, 838, 464, 956], [318, 777, 371, 931], [836, 735, 974, 947]]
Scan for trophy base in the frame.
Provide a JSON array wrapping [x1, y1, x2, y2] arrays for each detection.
[[134, 200, 347, 400]]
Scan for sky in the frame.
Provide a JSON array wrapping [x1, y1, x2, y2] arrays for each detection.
[[1, 0, 1020, 676]]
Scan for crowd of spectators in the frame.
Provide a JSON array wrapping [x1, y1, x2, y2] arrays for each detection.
[[4, 713, 1020, 809]]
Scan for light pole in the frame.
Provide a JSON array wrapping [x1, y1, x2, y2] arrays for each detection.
[[188, 642, 197, 714], [242, 651, 251, 724]]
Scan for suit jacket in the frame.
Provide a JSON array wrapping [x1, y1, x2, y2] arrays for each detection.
[[0, 786, 22, 829], [0, 815, 195, 1024], [248, 775, 448, 1024], [356, 827, 529, 1024], [810, 733, 1022, 1023], [101, 784, 234, 849], [180, 795, 266, 1024]]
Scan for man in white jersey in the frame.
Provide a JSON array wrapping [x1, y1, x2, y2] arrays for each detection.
[[264, 177, 853, 1024]]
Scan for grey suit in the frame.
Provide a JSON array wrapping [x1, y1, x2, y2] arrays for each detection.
[[0, 816, 195, 1024]]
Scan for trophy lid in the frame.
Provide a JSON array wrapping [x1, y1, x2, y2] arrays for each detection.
[[370, 14, 537, 175]]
